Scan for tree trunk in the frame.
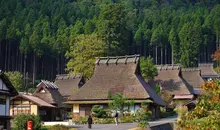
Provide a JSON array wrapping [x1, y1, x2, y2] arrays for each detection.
[[32, 53, 35, 88], [57, 54, 60, 74], [0, 42, 1, 69], [165, 46, 167, 64], [8, 42, 11, 71], [161, 46, 163, 64], [5, 42, 7, 71], [24, 54, 27, 86], [156, 45, 158, 65], [172, 46, 174, 65]]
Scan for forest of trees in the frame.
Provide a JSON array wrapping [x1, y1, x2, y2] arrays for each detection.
[[0, 0, 220, 85]]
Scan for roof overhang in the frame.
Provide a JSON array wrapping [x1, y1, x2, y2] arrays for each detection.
[[11, 94, 56, 108], [173, 94, 194, 100], [65, 99, 153, 104]]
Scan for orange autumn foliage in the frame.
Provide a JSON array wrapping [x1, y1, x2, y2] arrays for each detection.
[[211, 47, 220, 61]]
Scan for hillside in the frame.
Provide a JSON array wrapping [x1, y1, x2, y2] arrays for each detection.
[[0, 0, 219, 82]]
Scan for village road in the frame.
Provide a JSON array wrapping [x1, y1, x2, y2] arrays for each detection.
[[72, 123, 137, 130]]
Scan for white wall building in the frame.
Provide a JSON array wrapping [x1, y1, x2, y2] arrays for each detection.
[[0, 70, 18, 130]]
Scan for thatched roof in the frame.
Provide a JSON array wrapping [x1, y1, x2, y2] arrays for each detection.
[[68, 55, 165, 106], [0, 70, 18, 96], [181, 68, 205, 95], [55, 74, 85, 98], [154, 65, 192, 95], [199, 63, 219, 78], [33, 80, 65, 108]]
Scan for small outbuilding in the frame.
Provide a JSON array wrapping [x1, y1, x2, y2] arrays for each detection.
[[199, 63, 219, 81]]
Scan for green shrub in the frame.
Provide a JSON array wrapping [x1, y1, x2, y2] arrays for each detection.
[[92, 105, 107, 118], [93, 117, 114, 124], [136, 102, 151, 128], [13, 114, 41, 130], [72, 116, 88, 124], [48, 125, 69, 130], [160, 107, 177, 118], [120, 116, 137, 123]]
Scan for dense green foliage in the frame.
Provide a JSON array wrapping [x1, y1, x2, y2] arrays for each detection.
[[65, 34, 105, 79], [177, 80, 220, 130], [13, 114, 41, 130], [0, 0, 220, 80], [4, 71, 24, 91], [108, 93, 134, 114], [92, 105, 108, 118], [136, 102, 151, 128], [140, 56, 158, 81]]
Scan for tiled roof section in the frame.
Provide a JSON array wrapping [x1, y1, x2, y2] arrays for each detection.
[[55, 74, 84, 97], [154, 65, 191, 95], [181, 68, 204, 95], [68, 55, 165, 106], [198, 63, 219, 77], [37, 80, 58, 89], [156, 64, 181, 70], [12, 94, 55, 107], [0, 70, 18, 96], [34, 80, 65, 108], [96, 54, 140, 65]]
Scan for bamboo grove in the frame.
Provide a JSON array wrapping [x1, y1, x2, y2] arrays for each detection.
[[0, 0, 219, 82]]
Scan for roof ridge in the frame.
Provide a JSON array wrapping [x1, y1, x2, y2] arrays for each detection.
[[199, 63, 214, 67], [156, 64, 181, 70], [181, 68, 200, 71], [96, 54, 140, 65], [41, 80, 58, 89], [56, 74, 82, 80]]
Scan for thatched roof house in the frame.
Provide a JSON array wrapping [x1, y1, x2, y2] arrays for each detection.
[[198, 63, 219, 80], [68, 55, 165, 106], [54, 74, 85, 99], [67, 55, 165, 119], [181, 68, 205, 95], [33, 80, 64, 108], [154, 65, 193, 99]]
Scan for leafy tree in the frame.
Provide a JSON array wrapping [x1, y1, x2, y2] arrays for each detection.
[[177, 80, 220, 130], [66, 34, 105, 79], [97, 3, 129, 56], [140, 56, 158, 81], [108, 93, 133, 115], [0, 18, 7, 41], [4, 71, 24, 91], [179, 21, 201, 67]]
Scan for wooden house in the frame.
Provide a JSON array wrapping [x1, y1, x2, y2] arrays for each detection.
[[66, 55, 165, 119], [154, 65, 194, 100], [10, 80, 65, 121], [181, 68, 205, 96], [0, 70, 18, 130], [198, 63, 219, 81]]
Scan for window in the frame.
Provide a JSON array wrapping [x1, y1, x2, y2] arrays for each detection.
[[0, 95, 6, 105], [12, 105, 31, 116], [40, 89, 46, 93]]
